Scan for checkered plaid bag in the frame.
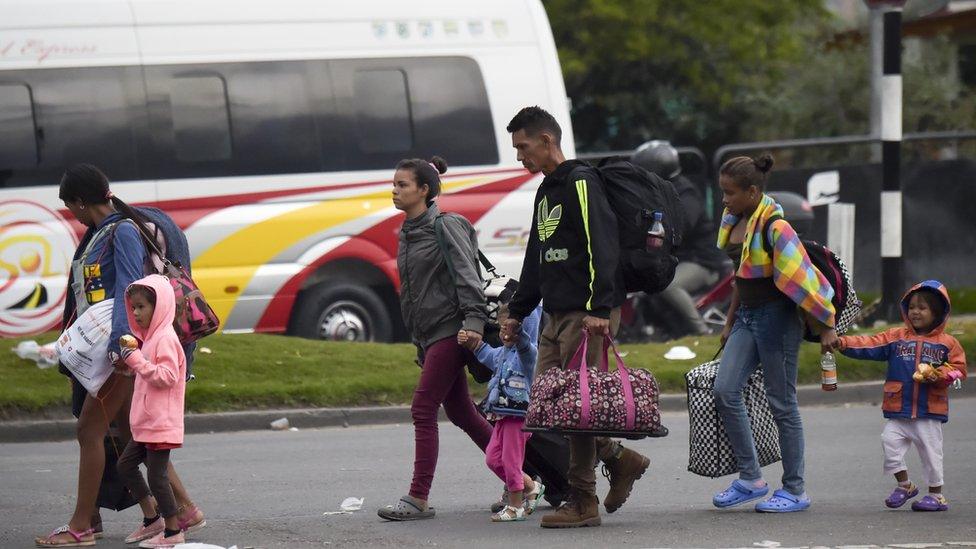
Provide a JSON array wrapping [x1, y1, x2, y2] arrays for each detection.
[[686, 360, 781, 478]]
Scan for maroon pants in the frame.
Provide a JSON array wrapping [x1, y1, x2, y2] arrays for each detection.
[[409, 337, 493, 501]]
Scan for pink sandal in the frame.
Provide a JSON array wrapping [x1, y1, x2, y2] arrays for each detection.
[[35, 525, 95, 547]]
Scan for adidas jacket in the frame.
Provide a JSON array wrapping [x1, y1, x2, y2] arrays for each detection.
[[509, 159, 624, 321]]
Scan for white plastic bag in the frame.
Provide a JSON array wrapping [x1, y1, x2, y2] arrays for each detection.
[[12, 340, 59, 369], [55, 299, 115, 395]]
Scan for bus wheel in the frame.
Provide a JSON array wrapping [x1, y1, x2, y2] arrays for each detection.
[[292, 283, 392, 342]]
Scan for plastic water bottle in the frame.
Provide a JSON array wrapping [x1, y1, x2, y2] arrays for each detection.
[[820, 352, 838, 391], [646, 211, 665, 250]]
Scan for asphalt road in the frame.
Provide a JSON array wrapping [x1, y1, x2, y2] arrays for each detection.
[[3, 400, 975, 549]]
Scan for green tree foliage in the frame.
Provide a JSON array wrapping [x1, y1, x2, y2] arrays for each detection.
[[744, 34, 976, 138], [742, 33, 976, 166], [544, 0, 828, 151], [547, 1, 976, 155]]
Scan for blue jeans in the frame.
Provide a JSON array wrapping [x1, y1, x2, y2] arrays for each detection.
[[713, 298, 805, 495]]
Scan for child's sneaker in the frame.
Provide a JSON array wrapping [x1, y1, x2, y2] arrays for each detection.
[[523, 480, 547, 515], [125, 517, 164, 544], [911, 494, 949, 512], [884, 483, 918, 508], [491, 505, 526, 522], [138, 530, 185, 548]]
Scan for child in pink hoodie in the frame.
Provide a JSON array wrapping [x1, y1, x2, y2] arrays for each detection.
[[116, 274, 188, 548]]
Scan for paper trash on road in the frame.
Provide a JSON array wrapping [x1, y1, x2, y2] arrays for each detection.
[[664, 345, 696, 360], [323, 497, 365, 516], [340, 497, 364, 511], [269, 417, 289, 430]]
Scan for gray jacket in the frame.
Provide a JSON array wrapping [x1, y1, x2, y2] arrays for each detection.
[[398, 203, 487, 350]]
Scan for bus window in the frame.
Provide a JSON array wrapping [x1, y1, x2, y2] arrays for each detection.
[[0, 83, 38, 174], [407, 57, 496, 167], [170, 76, 232, 163], [353, 69, 413, 154], [227, 64, 320, 175], [0, 67, 142, 187], [331, 57, 497, 171]]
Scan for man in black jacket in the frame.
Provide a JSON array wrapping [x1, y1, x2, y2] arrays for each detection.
[[502, 107, 650, 528]]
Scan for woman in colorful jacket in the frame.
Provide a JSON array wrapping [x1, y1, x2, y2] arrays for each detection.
[[710, 154, 838, 513]]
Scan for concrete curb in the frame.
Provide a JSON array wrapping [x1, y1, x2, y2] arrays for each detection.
[[2, 380, 972, 443]]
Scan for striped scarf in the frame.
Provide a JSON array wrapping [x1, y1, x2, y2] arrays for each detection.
[[717, 194, 836, 328]]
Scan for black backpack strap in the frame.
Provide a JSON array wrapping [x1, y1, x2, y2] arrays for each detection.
[[434, 213, 497, 280], [760, 214, 785, 256]]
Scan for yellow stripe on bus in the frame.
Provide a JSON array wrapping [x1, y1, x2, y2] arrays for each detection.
[[193, 177, 493, 326]]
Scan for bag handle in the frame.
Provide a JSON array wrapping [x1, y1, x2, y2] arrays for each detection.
[[712, 342, 725, 362], [599, 335, 636, 431], [566, 329, 594, 429], [570, 329, 636, 431], [120, 218, 177, 271]]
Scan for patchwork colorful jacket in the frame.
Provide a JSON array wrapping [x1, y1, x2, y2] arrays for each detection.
[[717, 194, 836, 327]]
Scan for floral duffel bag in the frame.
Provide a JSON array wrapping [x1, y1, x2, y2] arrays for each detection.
[[524, 331, 668, 439]]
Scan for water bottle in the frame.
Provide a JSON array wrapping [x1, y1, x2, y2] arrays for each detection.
[[646, 211, 665, 250], [820, 351, 838, 391]]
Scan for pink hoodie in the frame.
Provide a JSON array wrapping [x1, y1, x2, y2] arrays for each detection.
[[124, 274, 186, 444]]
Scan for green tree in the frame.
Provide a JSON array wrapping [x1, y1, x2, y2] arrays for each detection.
[[544, 0, 828, 152], [741, 32, 976, 165]]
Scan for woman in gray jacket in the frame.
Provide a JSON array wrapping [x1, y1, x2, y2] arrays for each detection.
[[378, 156, 493, 521]]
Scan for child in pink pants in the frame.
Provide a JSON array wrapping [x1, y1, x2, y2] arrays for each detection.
[[459, 305, 544, 522]]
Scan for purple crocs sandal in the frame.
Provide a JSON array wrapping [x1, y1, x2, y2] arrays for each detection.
[[911, 494, 948, 512], [885, 484, 918, 508]]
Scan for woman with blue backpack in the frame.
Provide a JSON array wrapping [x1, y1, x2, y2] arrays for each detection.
[[459, 304, 547, 522], [36, 164, 204, 548]]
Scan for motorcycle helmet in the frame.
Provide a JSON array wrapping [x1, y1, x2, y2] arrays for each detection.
[[631, 140, 681, 179]]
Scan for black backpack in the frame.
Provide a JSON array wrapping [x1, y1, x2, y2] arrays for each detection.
[[761, 215, 862, 341], [572, 158, 685, 294]]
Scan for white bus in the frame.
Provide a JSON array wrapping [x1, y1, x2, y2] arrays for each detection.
[[0, 0, 573, 341]]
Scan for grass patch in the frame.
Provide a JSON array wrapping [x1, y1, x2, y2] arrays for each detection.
[[3, 318, 973, 418]]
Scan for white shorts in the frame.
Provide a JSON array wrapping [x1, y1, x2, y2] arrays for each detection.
[[881, 418, 944, 487]]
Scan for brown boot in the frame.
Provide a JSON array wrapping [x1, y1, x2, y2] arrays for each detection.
[[540, 491, 601, 528], [602, 446, 650, 513]]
